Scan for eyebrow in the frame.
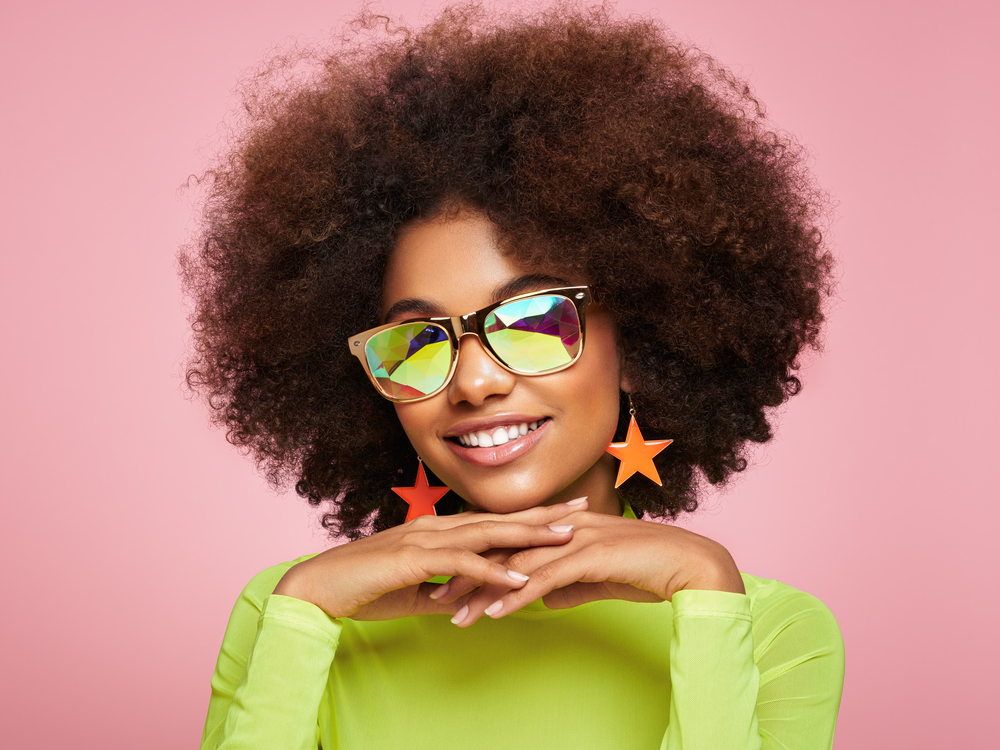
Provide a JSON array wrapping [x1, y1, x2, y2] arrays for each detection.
[[383, 273, 573, 323], [492, 274, 573, 302]]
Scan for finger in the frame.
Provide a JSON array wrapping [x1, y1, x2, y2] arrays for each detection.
[[409, 546, 534, 592], [450, 580, 516, 627], [450, 522, 610, 624], [542, 582, 615, 610], [477, 550, 602, 619], [441, 536, 585, 611], [502, 540, 575, 573], [411, 517, 577, 557], [436, 496, 588, 529], [544, 581, 664, 609], [429, 519, 581, 603], [454, 545, 570, 625], [430, 549, 517, 604], [406, 584, 479, 618]]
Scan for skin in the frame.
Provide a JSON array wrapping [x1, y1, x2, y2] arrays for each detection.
[[273, 209, 744, 626]]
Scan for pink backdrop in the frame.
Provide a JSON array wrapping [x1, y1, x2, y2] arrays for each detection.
[[2, 1, 997, 746]]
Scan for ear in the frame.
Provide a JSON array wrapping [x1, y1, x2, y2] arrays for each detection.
[[612, 321, 632, 394]]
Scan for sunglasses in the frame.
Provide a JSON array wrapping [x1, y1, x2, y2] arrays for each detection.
[[348, 286, 593, 402]]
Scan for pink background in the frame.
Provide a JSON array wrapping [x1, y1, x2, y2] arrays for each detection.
[[2, 1, 997, 746]]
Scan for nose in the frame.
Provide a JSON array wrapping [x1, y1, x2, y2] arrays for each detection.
[[447, 333, 517, 406]]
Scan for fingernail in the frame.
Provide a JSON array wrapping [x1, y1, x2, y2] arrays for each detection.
[[549, 524, 574, 533], [429, 582, 449, 600], [567, 497, 588, 506], [485, 600, 504, 617], [507, 570, 529, 582], [451, 605, 469, 625]]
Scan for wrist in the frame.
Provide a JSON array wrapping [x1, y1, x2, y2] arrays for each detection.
[[670, 543, 745, 597], [272, 562, 317, 603], [686, 568, 745, 595]]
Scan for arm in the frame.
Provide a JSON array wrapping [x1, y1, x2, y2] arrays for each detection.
[[442, 510, 844, 749], [200, 502, 584, 748], [662, 580, 843, 750], [201, 560, 340, 750], [749, 581, 845, 748], [663, 589, 760, 750]]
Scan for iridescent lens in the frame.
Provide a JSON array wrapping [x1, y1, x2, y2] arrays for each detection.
[[484, 295, 581, 372], [365, 323, 453, 399]]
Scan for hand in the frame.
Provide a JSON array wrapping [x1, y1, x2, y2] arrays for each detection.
[[270, 499, 585, 621], [434, 509, 744, 627]]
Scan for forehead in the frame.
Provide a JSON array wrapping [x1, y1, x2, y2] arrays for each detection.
[[381, 212, 533, 317]]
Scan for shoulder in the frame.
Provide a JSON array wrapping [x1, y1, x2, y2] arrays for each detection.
[[741, 573, 841, 633], [741, 573, 839, 626], [740, 572, 845, 670]]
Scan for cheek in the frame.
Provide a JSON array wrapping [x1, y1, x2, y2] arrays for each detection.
[[581, 320, 623, 396], [392, 402, 432, 452], [566, 331, 623, 433]]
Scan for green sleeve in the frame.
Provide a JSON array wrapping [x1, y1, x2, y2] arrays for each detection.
[[663, 581, 844, 750], [750, 582, 845, 748], [200, 559, 338, 750]]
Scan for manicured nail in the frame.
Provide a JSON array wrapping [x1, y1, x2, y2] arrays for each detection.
[[485, 600, 504, 617], [429, 582, 450, 600], [549, 524, 574, 533], [507, 570, 529, 582], [451, 605, 469, 625], [567, 497, 588, 506]]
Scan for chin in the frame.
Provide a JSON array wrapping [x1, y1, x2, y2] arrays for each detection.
[[460, 489, 554, 515]]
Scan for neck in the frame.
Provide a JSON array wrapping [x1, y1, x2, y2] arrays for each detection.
[[544, 452, 622, 516]]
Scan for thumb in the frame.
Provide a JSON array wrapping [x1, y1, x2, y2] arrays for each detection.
[[542, 582, 616, 610], [408, 583, 474, 617], [543, 581, 664, 610]]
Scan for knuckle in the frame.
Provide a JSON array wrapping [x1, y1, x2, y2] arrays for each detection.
[[505, 549, 532, 569], [484, 548, 512, 563], [397, 545, 429, 573], [587, 534, 610, 552], [530, 564, 557, 586], [454, 548, 482, 569], [408, 515, 435, 530], [398, 543, 419, 558], [474, 519, 501, 536]]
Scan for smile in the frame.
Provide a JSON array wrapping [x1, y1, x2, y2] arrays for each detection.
[[445, 417, 551, 468], [452, 420, 546, 448]]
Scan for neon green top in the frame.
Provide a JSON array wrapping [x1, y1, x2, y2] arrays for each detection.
[[201, 552, 844, 749]]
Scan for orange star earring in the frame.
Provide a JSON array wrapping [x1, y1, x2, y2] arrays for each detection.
[[606, 396, 673, 488], [392, 458, 451, 522]]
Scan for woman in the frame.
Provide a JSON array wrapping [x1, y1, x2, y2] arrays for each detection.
[[187, 5, 844, 748]]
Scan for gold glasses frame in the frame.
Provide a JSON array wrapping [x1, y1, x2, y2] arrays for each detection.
[[348, 286, 593, 403]]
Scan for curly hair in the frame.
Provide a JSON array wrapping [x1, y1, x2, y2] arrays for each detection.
[[181, 3, 833, 539]]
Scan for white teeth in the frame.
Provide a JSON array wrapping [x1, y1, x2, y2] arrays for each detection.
[[456, 420, 544, 448]]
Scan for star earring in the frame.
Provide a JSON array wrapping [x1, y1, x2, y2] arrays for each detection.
[[392, 458, 451, 522], [605, 396, 673, 488]]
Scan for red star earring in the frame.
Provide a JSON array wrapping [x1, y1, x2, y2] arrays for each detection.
[[392, 458, 451, 522], [606, 396, 673, 488]]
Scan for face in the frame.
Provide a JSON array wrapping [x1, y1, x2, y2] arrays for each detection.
[[382, 210, 626, 515]]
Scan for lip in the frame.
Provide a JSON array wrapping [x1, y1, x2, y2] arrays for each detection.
[[445, 418, 550, 467], [445, 414, 547, 437]]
